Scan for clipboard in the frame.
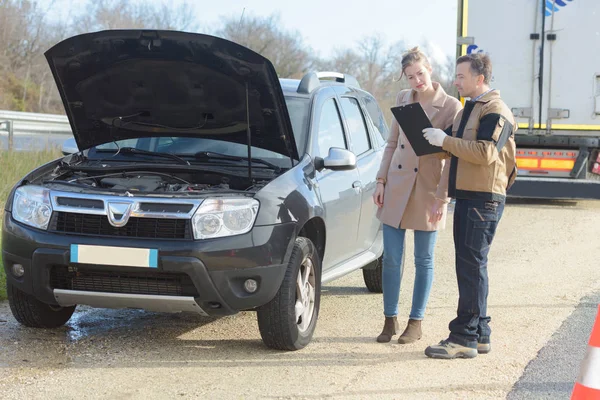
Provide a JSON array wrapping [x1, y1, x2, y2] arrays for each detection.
[[391, 102, 443, 156]]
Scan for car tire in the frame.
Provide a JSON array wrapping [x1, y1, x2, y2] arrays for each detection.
[[362, 256, 383, 293], [363, 247, 405, 293], [257, 237, 321, 351], [7, 282, 76, 328]]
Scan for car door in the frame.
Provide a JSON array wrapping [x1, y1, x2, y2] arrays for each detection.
[[311, 90, 362, 270], [335, 88, 385, 254]]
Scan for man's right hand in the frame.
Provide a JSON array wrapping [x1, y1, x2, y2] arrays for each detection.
[[373, 184, 385, 208]]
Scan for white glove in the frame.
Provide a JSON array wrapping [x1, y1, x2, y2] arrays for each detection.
[[422, 128, 447, 147]]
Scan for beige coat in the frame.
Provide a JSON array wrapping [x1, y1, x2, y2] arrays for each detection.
[[376, 83, 462, 231]]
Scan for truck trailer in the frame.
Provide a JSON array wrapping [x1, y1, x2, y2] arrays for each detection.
[[456, 0, 600, 199]]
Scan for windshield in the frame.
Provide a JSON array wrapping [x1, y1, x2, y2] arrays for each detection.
[[86, 96, 311, 164], [88, 137, 289, 166]]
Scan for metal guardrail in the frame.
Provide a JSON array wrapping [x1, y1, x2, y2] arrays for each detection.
[[0, 110, 73, 151]]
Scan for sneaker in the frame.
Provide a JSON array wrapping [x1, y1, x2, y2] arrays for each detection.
[[424, 339, 478, 359], [477, 342, 491, 354]]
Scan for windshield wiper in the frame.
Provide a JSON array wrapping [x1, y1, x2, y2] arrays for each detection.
[[96, 147, 190, 165], [109, 112, 210, 132], [193, 151, 281, 173]]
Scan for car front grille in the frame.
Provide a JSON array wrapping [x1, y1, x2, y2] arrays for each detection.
[[49, 212, 192, 240], [50, 265, 199, 297]]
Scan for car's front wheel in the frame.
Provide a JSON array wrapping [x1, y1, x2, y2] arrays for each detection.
[[7, 282, 76, 328], [257, 237, 321, 351]]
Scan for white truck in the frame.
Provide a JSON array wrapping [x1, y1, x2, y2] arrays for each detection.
[[456, 0, 600, 199]]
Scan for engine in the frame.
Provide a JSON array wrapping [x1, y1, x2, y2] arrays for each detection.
[[97, 176, 230, 193], [44, 170, 270, 194]]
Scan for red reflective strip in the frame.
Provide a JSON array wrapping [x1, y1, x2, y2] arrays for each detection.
[[589, 306, 600, 348], [571, 382, 600, 399]]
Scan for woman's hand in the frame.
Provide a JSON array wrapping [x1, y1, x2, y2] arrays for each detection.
[[429, 198, 446, 223], [373, 183, 385, 208]]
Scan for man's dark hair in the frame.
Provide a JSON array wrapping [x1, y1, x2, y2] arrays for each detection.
[[457, 53, 492, 85]]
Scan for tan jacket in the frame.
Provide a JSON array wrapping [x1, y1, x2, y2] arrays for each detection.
[[438, 90, 517, 202], [376, 83, 462, 231]]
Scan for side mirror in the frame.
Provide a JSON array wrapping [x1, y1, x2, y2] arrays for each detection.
[[61, 137, 79, 156], [318, 147, 357, 171]]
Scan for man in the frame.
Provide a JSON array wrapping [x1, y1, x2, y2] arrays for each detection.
[[421, 53, 518, 359]]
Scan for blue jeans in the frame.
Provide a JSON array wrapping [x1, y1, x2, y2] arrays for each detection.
[[448, 199, 505, 348], [382, 224, 437, 320]]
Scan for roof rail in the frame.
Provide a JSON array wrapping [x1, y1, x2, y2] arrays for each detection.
[[316, 72, 361, 89], [297, 72, 320, 94], [296, 71, 361, 94]]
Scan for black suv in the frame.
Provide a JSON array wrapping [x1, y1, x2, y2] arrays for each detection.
[[2, 30, 388, 350]]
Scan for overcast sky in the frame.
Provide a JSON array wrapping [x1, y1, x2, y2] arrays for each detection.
[[42, 0, 459, 62]]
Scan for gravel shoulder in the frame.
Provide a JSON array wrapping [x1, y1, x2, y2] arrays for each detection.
[[1, 200, 599, 399]]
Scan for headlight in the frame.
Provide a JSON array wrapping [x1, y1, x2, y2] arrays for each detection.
[[192, 198, 259, 240], [12, 185, 53, 230]]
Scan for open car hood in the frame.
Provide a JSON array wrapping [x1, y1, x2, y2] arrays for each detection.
[[44, 30, 298, 160]]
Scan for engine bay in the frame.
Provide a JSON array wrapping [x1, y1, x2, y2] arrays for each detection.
[[94, 176, 232, 193], [42, 168, 269, 194]]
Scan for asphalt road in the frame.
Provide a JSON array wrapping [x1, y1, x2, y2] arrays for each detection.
[[508, 291, 600, 400]]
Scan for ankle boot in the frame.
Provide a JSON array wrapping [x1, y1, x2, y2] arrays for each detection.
[[376, 317, 400, 343], [397, 319, 422, 344]]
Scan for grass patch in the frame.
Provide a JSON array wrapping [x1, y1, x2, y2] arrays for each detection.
[[0, 148, 62, 300], [0, 148, 62, 207]]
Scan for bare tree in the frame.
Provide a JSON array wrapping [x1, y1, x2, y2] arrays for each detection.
[[0, 0, 200, 113], [0, 1, 456, 120], [437, 54, 458, 97], [216, 13, 312, 78], [417, 41, 457, 95], [0, 0, 66, 112], [354, 34, 388, 95], [71, 0, 198, 33], [311, 48, 361, 77]]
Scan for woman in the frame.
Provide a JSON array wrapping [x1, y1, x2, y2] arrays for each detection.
[[373, 47, 461, 344]]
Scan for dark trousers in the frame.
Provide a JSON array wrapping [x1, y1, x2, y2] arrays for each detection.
[[449, 198, 504, 348]]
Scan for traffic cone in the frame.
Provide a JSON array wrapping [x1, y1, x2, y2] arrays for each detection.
[[571, 305, 600, 399]]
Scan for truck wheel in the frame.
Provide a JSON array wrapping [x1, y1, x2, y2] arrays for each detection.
[[362, 256, 383, 293], [7, 282, 76, 328], [257, 237, 321, 351]]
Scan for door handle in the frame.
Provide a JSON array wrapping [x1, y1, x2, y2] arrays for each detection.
[[352, 181, 362, 189]]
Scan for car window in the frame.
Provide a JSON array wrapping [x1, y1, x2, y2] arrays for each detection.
[[316, 99, 347, 159], [360, 93, 389, 141], [340, 97, 371, 155], [284, 96, 310, 155]]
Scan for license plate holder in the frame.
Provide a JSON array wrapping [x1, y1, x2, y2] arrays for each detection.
[[70, 244, 158, 268]]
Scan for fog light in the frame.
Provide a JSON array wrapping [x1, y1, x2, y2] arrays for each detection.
[[12, 264, 25, 278], [244, 279, 258, 293]]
